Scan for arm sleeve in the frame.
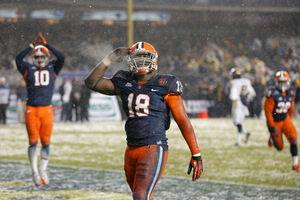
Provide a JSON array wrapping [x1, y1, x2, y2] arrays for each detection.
[[165, 94, 200, 155], [15, 46, 32, 75], [264, 97, 275, 127], [246, 85, 256, 102], [288, 97, 295, 118], [229, 84, 239, 101], [46, 44, 65, 75]]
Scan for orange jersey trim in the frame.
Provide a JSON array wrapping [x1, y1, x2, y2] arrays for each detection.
[[138, 80, 148, 85], [289, 97, 295, 118], [264, 97, 275, 127], [23, 69, 28, 79], [168, 78, 177, 94]]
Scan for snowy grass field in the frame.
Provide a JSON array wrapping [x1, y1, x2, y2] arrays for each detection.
[[1, 117, 300, 199]]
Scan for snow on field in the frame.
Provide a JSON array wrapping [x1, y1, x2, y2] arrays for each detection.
[[1, 117, 300, 192]]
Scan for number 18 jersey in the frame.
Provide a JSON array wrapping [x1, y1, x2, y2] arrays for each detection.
[[111, 70, 183, 147]]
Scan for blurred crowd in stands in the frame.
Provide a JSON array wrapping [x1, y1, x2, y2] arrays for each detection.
[[1, 17, 300, 119]]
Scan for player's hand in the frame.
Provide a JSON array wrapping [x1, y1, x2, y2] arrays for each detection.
[[269, 126, 278, 138], [107, 47, 131, 63], [269, 126, 277, 134], [187, 155, 203, 181], [32, 35, 40, 47], [38, 32, 47, 45]]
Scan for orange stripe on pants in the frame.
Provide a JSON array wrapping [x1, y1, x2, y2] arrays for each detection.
[[124, 144, 168, 200], [26, 105, 53, 146]]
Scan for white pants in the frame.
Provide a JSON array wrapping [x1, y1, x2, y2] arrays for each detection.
[[232, 100, 249, 125]]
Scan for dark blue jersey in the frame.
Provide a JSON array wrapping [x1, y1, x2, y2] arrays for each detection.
[[265, 86, 295, 121], [15, 44, 65, 107], [111, 70, 183, 147]]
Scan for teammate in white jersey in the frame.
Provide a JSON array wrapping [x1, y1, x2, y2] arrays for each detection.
[[229, 68, 256, 146]]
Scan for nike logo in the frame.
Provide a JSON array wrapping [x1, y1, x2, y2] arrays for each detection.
[[151, 89, 159, 92], [27, 110, 32, 113]]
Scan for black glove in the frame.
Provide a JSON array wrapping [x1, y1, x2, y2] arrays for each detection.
[[187, 155, 203, 181], [268, 126, 279, 150], [268, 126, 278, 134]]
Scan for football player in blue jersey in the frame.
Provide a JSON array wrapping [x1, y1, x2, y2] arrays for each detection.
[[85, 42, 203, 200], [15, 32, 65, 186], [264, 70, 300, 172]]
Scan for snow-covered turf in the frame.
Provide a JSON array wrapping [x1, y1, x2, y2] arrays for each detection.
[[1, 118, 300, 199], [1, 160, 300, 200]]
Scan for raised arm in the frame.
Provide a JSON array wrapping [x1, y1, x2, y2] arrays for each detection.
[[46, 44, 65, 75], [15, 46, 32, 74], [37, 32, 65, 74], [15, 33, 42, 74], [85, 47, 131, 95]]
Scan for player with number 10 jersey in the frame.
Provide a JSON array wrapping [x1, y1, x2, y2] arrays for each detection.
[[15, 32, 65, 187]]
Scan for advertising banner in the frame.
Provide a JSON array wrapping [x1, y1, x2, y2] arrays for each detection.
[[6, 92, 122, 124]]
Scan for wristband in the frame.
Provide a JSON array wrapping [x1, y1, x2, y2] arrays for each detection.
[[193, 153, 201, 157], [29, 43, 34, 48], [102, 56, 111, 66]]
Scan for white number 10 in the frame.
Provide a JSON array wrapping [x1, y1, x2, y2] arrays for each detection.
[[34, 70, 50, 86]]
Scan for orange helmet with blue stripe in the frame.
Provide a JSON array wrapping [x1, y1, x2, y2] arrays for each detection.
[[128, 42, 158, 75]]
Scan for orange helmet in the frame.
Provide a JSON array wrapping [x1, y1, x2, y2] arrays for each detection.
[[32, 45, 49, 68], [128, 42, 158, 75], [275, 70, 290, 92]]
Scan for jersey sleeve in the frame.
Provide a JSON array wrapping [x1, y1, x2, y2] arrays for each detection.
[[229, 82, 239, 101], [110, 70, 123, 86], [168, 76, 183, 95], [288, 88, 296, 118], [45, 44, 65, 75], [15, 46, 32, 75], [246, 84, 256, 102], [288, 100, 294, 118], [264, 87, 274, 127]]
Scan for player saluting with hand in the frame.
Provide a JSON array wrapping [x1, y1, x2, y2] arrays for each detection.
[[15, 32, 65, 186], [85, 42, 203, 200]]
